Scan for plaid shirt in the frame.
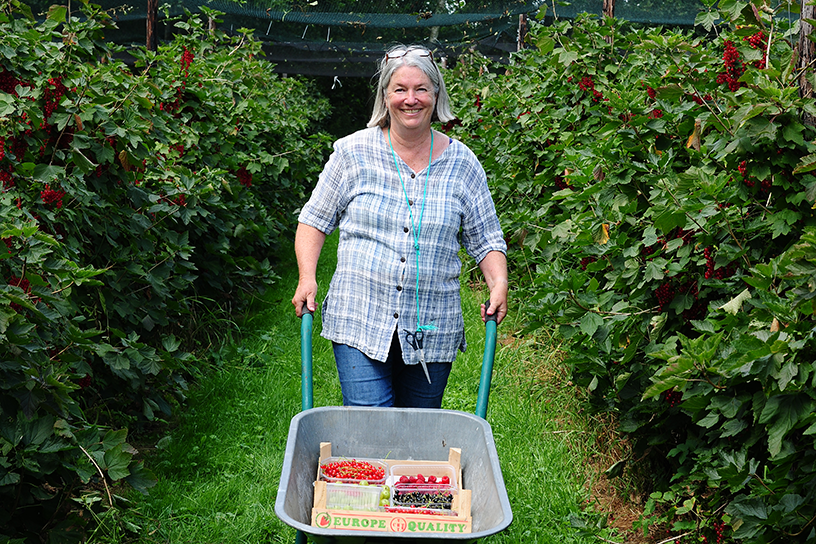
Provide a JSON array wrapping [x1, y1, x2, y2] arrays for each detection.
[[299, 127, 506, 365]]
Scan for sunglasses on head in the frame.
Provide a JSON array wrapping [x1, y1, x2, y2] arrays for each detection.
[[385, 48, 434, 62]]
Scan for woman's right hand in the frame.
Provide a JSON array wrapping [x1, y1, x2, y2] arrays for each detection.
[[292, 279, 318, 317]]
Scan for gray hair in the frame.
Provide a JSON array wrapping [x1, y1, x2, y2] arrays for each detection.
[[367, 45, 455, 128]]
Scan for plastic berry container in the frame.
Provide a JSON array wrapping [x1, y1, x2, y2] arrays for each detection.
[[387, 463, 458, 490], [390, 485, 457, 511], [318, 457, 387, 485], [325, 483, 384, 512]]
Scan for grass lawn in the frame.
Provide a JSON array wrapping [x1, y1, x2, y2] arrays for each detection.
[[108, 233, 621, 544]]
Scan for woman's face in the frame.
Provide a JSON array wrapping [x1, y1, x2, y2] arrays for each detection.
[[385, 65, 436, 133]]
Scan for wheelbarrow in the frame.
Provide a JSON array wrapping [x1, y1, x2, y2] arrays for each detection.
[[274, 304, 513, 543]]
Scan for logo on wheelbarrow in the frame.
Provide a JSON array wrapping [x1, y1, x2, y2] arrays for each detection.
[[315, 512, 332, 528]]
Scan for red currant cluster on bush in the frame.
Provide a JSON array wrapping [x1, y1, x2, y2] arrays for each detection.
[[664, 388, 683, 408], [40, 183, 66, 208], [236, 165, 252, 188], [160, 84, 185, 113], [704, 246, 735, 279], [744, 31, 767, 68], [677, 278, 699, 299], [677, 278, 706, 321], [0, 66, 31, 96], [703, 246, 715, 277], [554, 174, 571, 191], [43, 76, 67, 122], [712, 521, 727, 543], [0, 170, 12, 190], [675, 228, 694, 246], [648, 109, 663, 119], [8, 275, 34, 313], [577, 76, 604, 102], [440, 118, 462, 133], [646, 85, 657, 99], [180, 46, 195, 77], [737, 159, 756, 188], [580, 256, 597, 270], [716, 40, 745, 92], [690, 92, 713, 105], [655, 280, 675, 311]]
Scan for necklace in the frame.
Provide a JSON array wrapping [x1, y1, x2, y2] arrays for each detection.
[[388, 127, 435, 338]]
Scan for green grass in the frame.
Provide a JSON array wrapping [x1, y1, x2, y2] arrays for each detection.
[[107, 234, 613, 544]]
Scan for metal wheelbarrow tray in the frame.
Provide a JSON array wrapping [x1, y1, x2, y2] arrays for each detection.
[[275, 305, 512, 543]]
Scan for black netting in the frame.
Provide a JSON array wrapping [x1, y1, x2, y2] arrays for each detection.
[[23, 0, 739, 77]]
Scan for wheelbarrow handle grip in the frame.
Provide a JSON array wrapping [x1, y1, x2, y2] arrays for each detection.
[[475, 299, 498, 419], [300, 303, 314, 411], [484, 299, 498, 323]]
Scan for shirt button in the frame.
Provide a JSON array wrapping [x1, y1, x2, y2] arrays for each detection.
[[396, 285, 402, 291], [394, 312, 399, 319], [410, 173, 416, 179], [408, 199, 414, 206], [404, 227, 409, 233], [400, 257, 406, 263]]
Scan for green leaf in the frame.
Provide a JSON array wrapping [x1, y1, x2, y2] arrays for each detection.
[[0, 92, 14, 117], [101, 429, 128, 451], [697, 411, 720, 428], [718, 289, 752, 315], [642, 376, 685, 400], [760, 395, 814, 458], [47, 5, 67, 21], [125, 460, 157, 495], [558, 49, 578, 66], [580, 312, 604, 337], [22, 414, 55, 447], [161, 334, 181, 352], [103, 444, 132, 481], [33, 164, 65, 182], [536, 35, 555, 55], [72, 148, 97, 173], [793, 153, 816, 175], [695, 10, 719, 31], [654, 209, 685, 234]]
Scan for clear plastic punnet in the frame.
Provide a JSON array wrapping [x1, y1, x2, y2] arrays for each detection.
[[387, 463, 458, 490], [318, 457, 387, 485], [325, 483, 384, 512]]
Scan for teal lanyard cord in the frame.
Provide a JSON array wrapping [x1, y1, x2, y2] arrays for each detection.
[[389, 127, 435, 334]]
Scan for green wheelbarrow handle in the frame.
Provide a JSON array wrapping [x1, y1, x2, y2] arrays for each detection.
[[475, 300, 498, 420], [300, 304, 314, 412], [297, 304, 314, 544]]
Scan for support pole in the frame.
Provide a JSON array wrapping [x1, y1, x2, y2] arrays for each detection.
[[517, 14, 528, 51], [146, 0, 158, 51], [799, 0, 816, 126]]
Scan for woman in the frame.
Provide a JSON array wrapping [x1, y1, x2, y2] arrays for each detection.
[[292, 44, 508, 408]]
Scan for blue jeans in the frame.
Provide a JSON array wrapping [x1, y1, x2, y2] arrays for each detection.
[[333, 332, 452, 408]]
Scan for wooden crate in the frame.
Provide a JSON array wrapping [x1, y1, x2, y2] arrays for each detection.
[[311, 442, 472, 535]]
